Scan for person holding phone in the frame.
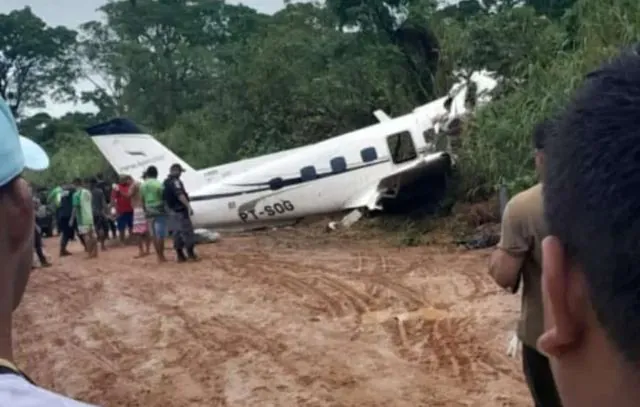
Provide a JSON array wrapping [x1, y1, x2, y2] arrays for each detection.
[[488, 119, 561, 407]]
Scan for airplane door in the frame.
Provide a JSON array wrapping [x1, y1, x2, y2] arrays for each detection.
[[386, 130, 418, 166]]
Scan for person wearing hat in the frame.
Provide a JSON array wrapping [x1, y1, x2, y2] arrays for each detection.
[[0, 98, 96, 405], [162, 163, 197, 262]]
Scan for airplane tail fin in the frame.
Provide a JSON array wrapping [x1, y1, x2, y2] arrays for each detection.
[[86, 118, 203, 190]]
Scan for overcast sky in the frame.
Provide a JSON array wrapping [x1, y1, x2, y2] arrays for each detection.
[[0, 0, 294, 117]]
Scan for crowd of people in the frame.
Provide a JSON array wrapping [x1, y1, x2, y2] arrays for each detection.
[[35, 163, 199, 265]]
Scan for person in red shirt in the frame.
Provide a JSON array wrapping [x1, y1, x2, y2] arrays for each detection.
[[110, 175, 134, 243]]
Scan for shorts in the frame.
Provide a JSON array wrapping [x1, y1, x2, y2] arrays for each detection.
[[77, 224, 94, 235], [149, 215, 168, 239], [116, 211, 133, 232], [132, 208, 148, 235]]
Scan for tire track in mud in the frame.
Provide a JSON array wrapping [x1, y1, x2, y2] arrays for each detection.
[[159, 303, 358, 390], [455, 255, 496, 301], [356, 252, 426, 277], [273, 273, 345, 317], [274, 256, 428, 313], [362, 273, 426, 308], [384, 313, 517, 385], [50, 280, 231, 403], [212, 254, 367, 317], [111, 273, 365, 393], [214, 248, 434, 318], [213, 256, 346, 317], [311, 274, 371, 314], [24, 276, 158, 396], [151, 256, 512, 388]]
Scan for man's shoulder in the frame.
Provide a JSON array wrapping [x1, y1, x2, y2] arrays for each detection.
[[163, 178, 181, 189], [0, 376, 96, 406], [507, 183, 542, 213]]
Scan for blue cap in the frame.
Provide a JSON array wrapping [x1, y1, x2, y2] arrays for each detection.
[[0, 98, 49, 187]]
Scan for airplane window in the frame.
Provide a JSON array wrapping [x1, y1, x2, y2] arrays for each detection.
[[269, 177, 284, 190], [386, 131, 417, 164], [360, 147, 378, 163], [300, 166, 317, 181], [330, 156, 347, 173]]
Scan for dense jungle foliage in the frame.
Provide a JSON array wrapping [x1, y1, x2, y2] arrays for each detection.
[[2, 0, 637, 201]]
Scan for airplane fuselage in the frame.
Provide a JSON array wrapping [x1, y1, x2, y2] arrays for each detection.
[[87, 70, 497, 230], [186, 110, 448, 228]]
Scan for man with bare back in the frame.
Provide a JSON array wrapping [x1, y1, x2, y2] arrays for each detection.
[[126, 174, 151, 258]]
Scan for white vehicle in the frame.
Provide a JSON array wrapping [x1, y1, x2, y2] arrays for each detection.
[[87, 71, 497, 230]]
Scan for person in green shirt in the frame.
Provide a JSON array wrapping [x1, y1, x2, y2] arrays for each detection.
[[48, 185, 62, 208], [141, 165, 167, 262], [70, 178, 97, 258]]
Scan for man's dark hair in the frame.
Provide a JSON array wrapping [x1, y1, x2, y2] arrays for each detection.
[[72, 177, 82, 185], [145, 165, 158, 178], [533, 118, 554, 150], [544, 46, 640, 364], [170, 163, 184, 172]]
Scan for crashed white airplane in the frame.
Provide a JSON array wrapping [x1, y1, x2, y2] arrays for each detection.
[[87, 71, 498, 230]]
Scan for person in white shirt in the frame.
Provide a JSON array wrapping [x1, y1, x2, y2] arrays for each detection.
[[0, 97, 97, 406]]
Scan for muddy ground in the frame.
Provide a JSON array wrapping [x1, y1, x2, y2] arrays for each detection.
[[15, 225, 530, 406]]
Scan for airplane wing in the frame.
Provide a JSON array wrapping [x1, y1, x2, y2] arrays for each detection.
[[373, 109, 392, 122], [344, 152, 452, 211]]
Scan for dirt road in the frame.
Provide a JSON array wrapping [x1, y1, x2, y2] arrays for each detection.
[[15, 228, 530, 406]]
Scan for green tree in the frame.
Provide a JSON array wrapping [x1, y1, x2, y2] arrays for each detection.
[[0, 7, 79, 116], [78, 0, 268, 130]]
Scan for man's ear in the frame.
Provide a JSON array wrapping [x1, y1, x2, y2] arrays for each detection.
[[538, 236, 586, 357]]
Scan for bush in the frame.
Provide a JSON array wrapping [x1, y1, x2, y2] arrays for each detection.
[[457, 0, 640, 199]]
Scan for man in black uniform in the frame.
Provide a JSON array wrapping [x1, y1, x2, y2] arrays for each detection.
[[163, 163, 197, 262]]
